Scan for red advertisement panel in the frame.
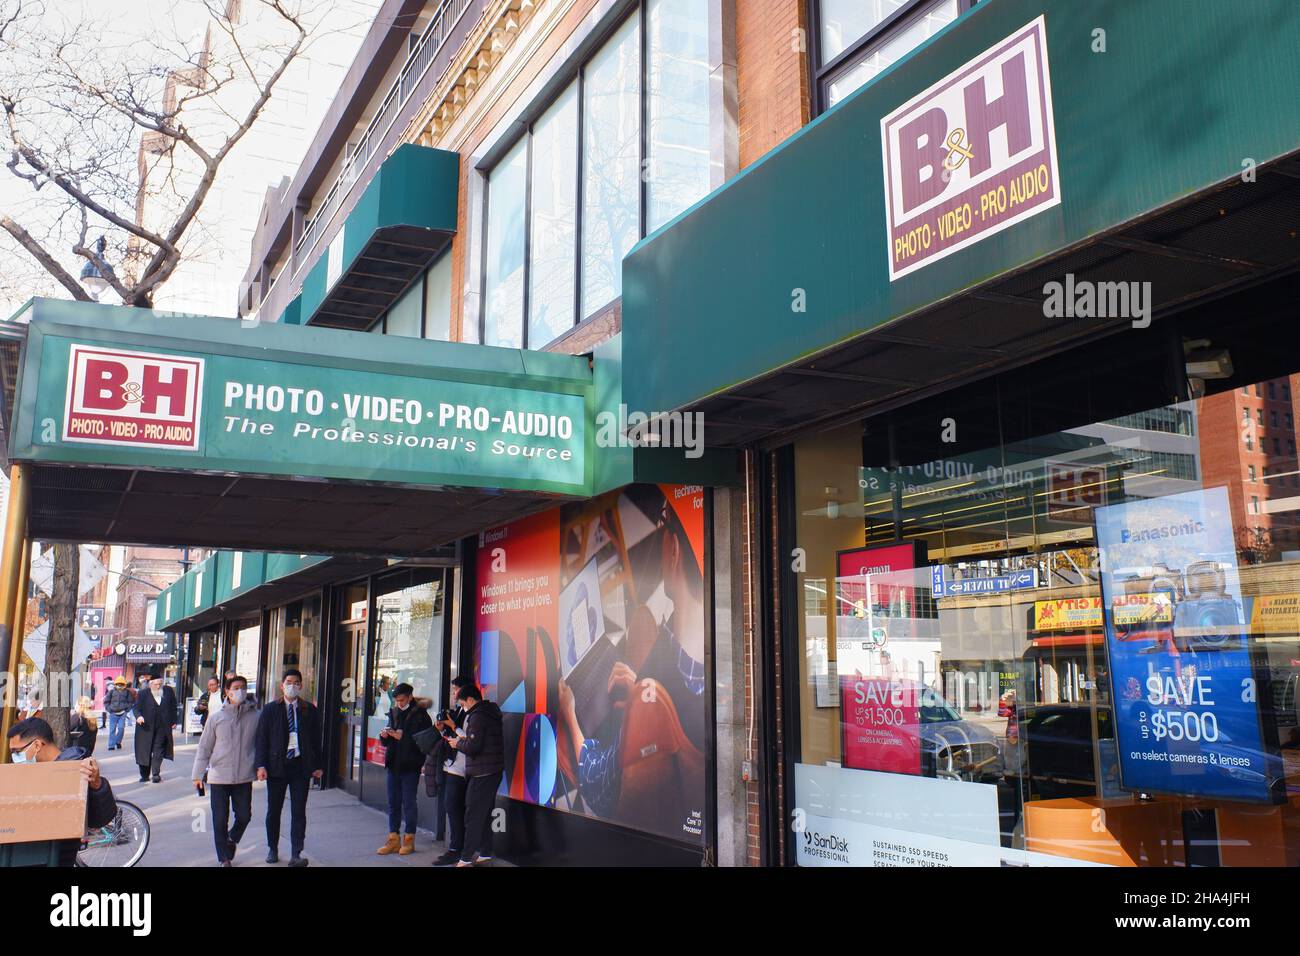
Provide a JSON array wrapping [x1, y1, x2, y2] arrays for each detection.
[[841, 676, 923, 776], [473, 484, 707, 844]]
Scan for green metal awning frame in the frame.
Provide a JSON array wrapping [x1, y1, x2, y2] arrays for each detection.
[[288, 144, 459, 331]]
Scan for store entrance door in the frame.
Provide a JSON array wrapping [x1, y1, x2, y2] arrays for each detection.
[[335, 620, 367, 797]]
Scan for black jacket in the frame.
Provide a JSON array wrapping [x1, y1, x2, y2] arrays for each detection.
[[383, 703, 433, 773], [68, 713, 98, 756], [255, 698, 323, 777], [459, 700, 504, 777], [132, 685, 177, 766], [422, 704, 466, 794], [54, 745, 116, 866]]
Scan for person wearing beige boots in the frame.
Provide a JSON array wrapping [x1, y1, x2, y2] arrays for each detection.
[[375, 683, 433, 857]]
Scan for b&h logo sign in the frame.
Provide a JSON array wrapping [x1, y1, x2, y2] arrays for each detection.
[[881, 16, 1060, 280], [63, 344, 204, 451]]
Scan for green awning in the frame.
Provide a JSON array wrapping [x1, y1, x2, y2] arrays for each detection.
[[622, 0, 1300, 446], [6, 298, 592, 555], [294, 144, 459, 330], [3, 299, 735, 559]]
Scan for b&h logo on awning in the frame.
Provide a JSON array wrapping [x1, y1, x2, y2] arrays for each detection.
[[881, 16, 1060, 280], [63, 344, 204, 451]]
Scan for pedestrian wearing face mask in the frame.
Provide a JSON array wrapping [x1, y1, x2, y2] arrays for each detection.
[[192, 675, 260, 866], [132, 671, 177, 783], [255, 669, 323, 867], [375, 682, 434, 856]]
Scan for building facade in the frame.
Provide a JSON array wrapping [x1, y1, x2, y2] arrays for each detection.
[[8, 0, 1300, 868]]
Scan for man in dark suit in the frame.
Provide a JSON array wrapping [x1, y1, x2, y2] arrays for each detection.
[[132, 671, 177, 782], [255, 669, 323, 867]]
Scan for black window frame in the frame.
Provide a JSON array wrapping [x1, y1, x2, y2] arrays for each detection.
[[807, 0, 978, 116]]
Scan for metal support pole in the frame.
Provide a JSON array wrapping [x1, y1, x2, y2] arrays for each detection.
[[0, 463, 31, 759]]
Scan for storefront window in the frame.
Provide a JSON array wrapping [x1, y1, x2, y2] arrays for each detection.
[[233, 618, 261, 701], [267, 596, 323, 704], [792, 341, 1300, 866], [188, 630, 219, 701], [367, 571, 447, 767]]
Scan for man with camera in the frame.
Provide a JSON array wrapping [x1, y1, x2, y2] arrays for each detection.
[[446, 683, 503, 867], [429, 676, 469, 866]]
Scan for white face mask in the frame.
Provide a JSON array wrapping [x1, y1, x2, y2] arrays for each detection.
[[228, 689, 247, 704], [282, 684, 300, 700]]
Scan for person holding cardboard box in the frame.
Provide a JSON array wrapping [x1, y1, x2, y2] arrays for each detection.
[[7, 717, 118, 867]]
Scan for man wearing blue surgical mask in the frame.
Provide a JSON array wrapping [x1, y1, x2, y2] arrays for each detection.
[[255, 669, 323, 867], [7, 717, 118, 866], [192, 675, 259, 866]]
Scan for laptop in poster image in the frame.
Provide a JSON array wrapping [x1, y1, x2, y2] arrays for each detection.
[[559, 557, 622, 734]]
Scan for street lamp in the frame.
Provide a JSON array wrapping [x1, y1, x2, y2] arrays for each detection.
[[79, 236, 110, 300]]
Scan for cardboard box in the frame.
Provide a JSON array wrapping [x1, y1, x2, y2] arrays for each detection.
[[0, 760, 88, 844]]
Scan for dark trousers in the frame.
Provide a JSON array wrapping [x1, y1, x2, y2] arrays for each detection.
[[386, 769, 420, 834], [443, 772, 467, 852], [209, 782, 253, 863], [461, 771, 502, 863], [138, 727, 168, 779], [266, 760, 311, 856]]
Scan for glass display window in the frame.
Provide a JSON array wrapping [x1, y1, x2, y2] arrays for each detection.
[[791, 324, 1300, 867]]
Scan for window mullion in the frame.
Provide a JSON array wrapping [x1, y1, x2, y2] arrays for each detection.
[[638, 0, 648, 240], [574, 68, 585, 331], [523, 129, 534, 350]]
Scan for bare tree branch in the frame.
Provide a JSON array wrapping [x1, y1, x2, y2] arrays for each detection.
[[0, 214, 90, 300], [0, 0, 316, 308]]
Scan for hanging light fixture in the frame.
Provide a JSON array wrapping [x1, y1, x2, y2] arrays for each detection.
[[79, 235, 110, 299]]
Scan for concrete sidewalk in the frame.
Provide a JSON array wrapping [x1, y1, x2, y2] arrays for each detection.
[[96, 729, 462, 867]]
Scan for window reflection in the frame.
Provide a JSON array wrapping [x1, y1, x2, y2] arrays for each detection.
[[581, 15, 641, 319], [796, 370, 1300, 866], [484, 137, 528, 347]]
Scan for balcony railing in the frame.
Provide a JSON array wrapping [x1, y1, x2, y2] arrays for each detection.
[[293, 0, 472, 273]]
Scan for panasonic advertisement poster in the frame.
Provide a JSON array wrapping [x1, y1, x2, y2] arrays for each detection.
[[1095, 485, 1281, 802]]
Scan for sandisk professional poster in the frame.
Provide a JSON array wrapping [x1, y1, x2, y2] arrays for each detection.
[[1095, 486, 1281, 802]]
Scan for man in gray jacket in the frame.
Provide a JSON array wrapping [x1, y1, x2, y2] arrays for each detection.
[[192, 675, 259, 866]]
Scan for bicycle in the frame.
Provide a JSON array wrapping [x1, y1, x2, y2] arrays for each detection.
[[76, 800, 150, 867]]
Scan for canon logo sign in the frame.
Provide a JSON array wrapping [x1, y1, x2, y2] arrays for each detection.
[[63, 344, 204, 450]]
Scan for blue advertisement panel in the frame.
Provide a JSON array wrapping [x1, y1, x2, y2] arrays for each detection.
[[1095, 486, 1281, 802]]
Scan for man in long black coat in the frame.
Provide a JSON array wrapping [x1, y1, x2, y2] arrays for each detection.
[[132, 671, 177, 782]]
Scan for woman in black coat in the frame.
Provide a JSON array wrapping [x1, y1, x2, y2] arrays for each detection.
[[133, 673, 178, 782]]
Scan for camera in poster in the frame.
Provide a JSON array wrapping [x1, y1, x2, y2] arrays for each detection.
[[475, 484, 707, 844], [1096, 486, 1283, 802]]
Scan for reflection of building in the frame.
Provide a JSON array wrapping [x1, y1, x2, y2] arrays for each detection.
[[1199, 377, 1300, 562]]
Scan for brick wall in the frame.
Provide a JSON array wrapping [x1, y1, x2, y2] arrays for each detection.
[[736, 0, 810, 169]]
